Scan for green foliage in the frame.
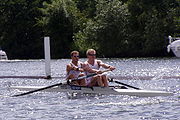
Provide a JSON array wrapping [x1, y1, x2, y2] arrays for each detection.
[[74, 0, 130, 57], [173, 0, 180, 36], [74, 20, 100, 55], [37, 0, 87, 58], [73, 0, 97, 18], [126, 0, 179, 56], [0, 0, 44, 59], [0, 0, 179, 58]]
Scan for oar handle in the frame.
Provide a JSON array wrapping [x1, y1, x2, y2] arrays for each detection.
[[100, 69, 112, 73]]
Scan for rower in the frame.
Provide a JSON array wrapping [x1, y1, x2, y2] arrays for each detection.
[[66, 51, 86, 86], [83, 49, 115, 87]]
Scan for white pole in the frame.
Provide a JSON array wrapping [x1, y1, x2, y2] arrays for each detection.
[[168, 36, 172, 44], [44, 37, 51, 79]]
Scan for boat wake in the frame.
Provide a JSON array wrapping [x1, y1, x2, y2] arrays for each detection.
[[108, 75, 180, 80], [94, 97, 176, 106], [66, 92, 101, 99]]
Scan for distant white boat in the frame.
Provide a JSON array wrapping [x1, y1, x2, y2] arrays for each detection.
[[167, 36, 180, 57], [0, 49, 8, 60]]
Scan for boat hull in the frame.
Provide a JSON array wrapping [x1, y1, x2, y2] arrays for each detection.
[[171, 47, 180, 57], [0, 50, 8, 60], [167, 36, 180, 57], [11, 84, 173, 97]]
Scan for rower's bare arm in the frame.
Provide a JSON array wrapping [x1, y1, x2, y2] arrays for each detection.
[[98, 60, 115, 71], [78, 63, 84, 72], [66, 64, 71, 73], [66, 64, 78, 72], [78, 68, 84, 72]]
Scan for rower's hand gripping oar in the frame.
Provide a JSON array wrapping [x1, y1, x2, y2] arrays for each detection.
[[12, 69, 111, 97], [68, 69, 111, 83]]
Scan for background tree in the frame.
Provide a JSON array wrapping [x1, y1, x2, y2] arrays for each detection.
[[0, 0, 179, 59], [73, 0, 97, 18], [127, 0, 179, 57], [74, 0, 130, 57], [0, 0, 44, 59], [37, 0, 87, 58]]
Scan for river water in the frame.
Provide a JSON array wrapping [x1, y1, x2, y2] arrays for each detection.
[[0, 58, 179, 120]]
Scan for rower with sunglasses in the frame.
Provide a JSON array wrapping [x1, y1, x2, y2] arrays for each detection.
[[66, 51, 86, 86], [83, 49, 115, 87]]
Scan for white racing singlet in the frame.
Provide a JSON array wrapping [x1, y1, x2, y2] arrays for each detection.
[[85, 60, 100, 85], [66, 61, 82, 79]]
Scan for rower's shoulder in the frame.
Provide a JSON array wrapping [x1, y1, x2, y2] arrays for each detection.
[[81, 61, 90, 69], [96, 59, 103, 65], [66, 63, 72, 68], [82, 61, 88, 65], [78, 61, 84, 65], [96, 59, 102, 63]]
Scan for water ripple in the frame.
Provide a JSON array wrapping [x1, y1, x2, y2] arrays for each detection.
[[0, 58, 179, 120]]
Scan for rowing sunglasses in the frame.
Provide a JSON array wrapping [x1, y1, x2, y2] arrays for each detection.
[[88, 53, 96, 56], [72, 55, 79, 58]]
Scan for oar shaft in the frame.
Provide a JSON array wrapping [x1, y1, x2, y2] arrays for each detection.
[[12, 83, 62, 97], [70, 69, 111, 81], [111, 80, 140, 90]]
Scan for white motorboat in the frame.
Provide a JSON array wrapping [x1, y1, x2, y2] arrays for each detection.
[[167, 36, 180, 57], [11, 83, 173, 97], [0, 49, 8, 60]]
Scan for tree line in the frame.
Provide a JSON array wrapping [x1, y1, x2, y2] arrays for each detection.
[[0, 0, 179, 59]]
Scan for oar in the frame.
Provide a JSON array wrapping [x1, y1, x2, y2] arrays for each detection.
[[12, 83, 63, 97], [68, 69, 111, 82], [109, 79, 141, 90], [12, 69, 111, 97]]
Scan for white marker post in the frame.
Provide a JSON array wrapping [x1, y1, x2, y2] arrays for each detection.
[[44, 37, 51, 79]]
